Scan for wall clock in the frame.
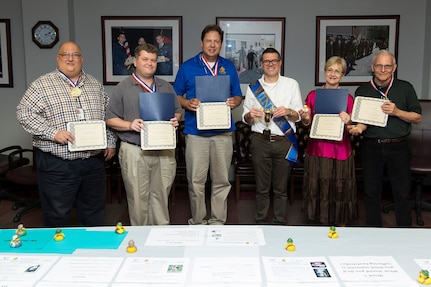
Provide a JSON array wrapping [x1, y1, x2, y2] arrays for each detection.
[[32, 21, 59, 49]]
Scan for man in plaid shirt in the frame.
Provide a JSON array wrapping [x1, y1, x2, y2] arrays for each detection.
[[17, 41, 116, 227]]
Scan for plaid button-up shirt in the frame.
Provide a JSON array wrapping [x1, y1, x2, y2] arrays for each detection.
[[17, 69, 116, 160]]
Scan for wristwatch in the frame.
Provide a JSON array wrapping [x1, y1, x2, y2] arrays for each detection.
[[289, 109, 294, 117]]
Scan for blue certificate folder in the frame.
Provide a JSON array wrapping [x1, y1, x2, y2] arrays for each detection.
[[195, 75, 230, 102], [139, 92, 175, 121], [314, 88, 349, 114]]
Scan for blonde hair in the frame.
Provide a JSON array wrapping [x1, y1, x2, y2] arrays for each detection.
[[324, 56, 347, 75]]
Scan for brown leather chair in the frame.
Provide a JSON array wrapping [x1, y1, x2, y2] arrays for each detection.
[[170, 121, 187, 205], [233, 121, 254, 203], [382, 99, 431, 226], [288, 123, 309, 202]]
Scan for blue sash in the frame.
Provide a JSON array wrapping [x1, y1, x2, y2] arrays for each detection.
[[249, 80, 299, 165]]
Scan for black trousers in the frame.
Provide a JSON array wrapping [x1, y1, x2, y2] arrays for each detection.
[[361, 140, 412, 227], [250, 135, 291, 224], [35, 149, 106, 227]]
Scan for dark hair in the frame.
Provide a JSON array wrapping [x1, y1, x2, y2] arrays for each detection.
[[201, 24, 224, 42], [260, 47, 281, 62], [134, 43, 158, 57]]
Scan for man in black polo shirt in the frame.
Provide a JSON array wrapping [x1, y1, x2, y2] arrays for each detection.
[[348, 50, 422, 227]]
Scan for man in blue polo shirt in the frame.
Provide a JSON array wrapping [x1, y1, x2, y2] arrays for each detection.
[[174, 24, 242, 225]]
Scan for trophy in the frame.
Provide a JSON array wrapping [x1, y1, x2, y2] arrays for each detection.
[[263, 108, 273, 135]]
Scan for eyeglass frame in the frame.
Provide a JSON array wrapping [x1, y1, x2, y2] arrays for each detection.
[[58, 53, 82, 59], [373, 64, 395, 70], [261, 59, 281, 65], [325, 68, 343, 76]]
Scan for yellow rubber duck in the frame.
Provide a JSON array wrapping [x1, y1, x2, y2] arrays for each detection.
[[418, 270, 431, 285], [126, 239, 137, 253], [115, 221, 126, 234], [285, 238, 296, 252], [53, 229, 65, 241], [10, 234, 22, 248], [328, 226, 339, 239], [15, 223, 27, 236]]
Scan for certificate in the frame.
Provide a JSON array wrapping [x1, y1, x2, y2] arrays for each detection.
[[67, 120, 107, 152], [196, 102, 231, 130], [309, 114, 344, 141], [351, 96, 388, 127], [141, 121, 176, 150]]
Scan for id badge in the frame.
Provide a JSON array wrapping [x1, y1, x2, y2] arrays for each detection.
[[76, 108, 85, 121]]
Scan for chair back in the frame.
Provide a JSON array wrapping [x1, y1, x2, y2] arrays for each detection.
[[234, 121, 252, 164], [410, 100, 431, 160]]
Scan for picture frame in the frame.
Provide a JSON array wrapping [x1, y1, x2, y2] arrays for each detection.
[[216, 17, 285, 85], [0, 19, 13, 87], [101, 16, 182, 85], [316, 15, 400, 86]]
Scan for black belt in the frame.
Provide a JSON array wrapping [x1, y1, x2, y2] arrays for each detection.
[[252, 132, 286, 142], [122, 141, 140, 147], [364, 136, 407, 144]]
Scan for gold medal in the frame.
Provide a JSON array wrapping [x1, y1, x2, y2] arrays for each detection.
[[70, 87, 82, 98]]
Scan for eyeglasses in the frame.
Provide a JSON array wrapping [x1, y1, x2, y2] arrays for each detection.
[[325, 68, 342, 76], [262, 59, 280, 65], [373, 64, 394, 70], [58, 53, 82, 59]]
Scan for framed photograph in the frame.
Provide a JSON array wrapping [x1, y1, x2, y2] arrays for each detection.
[[316, 15, 400, 86], [0, 19, 13, 87], [101, 16, 182, 85], [216, 17, 285, 84]]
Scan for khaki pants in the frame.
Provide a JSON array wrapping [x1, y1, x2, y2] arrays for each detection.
[[119, 142, 176, 225], [185, 133, 233, 225]]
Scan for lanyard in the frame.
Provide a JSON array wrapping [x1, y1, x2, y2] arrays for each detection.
[[132, 73, 156, 93], [201, 54, 218, 76], [370, 77, 393, 99]]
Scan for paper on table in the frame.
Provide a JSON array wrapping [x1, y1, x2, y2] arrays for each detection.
[[207, 227, 265, 246], [115, 257, 189, 283], [144, 227, 206, 246], [0, 255, 59, 282], [196, 102, 231, 130], [262, 257, 339, 284], [351, 96, 388, 127], [192, 257, 261, 283], [67, 120, 107, 152], [141, 121, 176, 150], [40, 256, 123, 283], [309, 114, 344, 141], [329, 256, 415, 284]]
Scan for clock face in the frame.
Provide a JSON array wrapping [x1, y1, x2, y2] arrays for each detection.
[[32, 21, 59, 48]]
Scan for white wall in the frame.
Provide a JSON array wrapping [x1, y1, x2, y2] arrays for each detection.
[[0, 0, 429, 150]]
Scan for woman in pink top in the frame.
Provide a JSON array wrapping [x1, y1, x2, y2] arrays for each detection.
[[299, 56, 358, 226]]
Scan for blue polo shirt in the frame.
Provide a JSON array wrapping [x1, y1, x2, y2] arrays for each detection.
[[174, 52, 242, 136]]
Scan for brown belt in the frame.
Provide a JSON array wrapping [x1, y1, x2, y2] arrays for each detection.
[[364, 136, 407, 144], [252, 132, 286, 142]]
